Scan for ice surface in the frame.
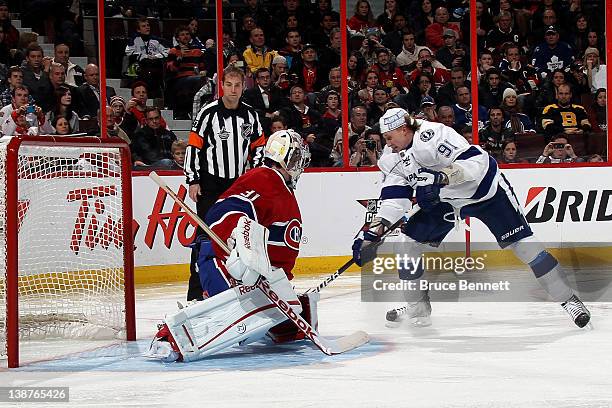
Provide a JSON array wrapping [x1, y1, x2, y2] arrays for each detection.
[[1, 274, 611, 408]]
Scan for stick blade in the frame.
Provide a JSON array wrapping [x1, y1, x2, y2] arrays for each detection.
[[321, 330, 370, 355]]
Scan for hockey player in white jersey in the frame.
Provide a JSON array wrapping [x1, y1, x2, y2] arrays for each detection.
[[352, 108, 591, 328]]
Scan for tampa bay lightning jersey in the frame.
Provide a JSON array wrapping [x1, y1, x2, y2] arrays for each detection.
[[377, 120, 500, 224]]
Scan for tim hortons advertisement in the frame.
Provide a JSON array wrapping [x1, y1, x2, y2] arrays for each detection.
[[18, 177, 125, 275], [131, 175, 198, 266]]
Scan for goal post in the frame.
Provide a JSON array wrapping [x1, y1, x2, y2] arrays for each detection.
[[0, 135, 136, 368]]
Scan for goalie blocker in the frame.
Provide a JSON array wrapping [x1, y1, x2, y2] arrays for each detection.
[[146, 130, 317, 362]]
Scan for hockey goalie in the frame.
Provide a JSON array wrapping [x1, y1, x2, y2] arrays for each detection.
[[146, 130, 316, 362]]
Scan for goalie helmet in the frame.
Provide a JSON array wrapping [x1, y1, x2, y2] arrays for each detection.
[[264, 129, 311, 189]]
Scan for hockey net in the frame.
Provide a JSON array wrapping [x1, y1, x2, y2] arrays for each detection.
[[0, 136, 135, 368]]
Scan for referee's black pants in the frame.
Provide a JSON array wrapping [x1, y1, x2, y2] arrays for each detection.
[[187, 176, 236, 301]]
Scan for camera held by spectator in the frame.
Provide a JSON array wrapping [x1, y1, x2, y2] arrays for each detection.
[[349, 127, 382, 167], [536, 135, 582, 163], [277, 72, 299, 90]]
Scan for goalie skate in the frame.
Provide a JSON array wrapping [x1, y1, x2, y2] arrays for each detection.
[[144, 324, 182, 363], [386, 292, 432, 328], [561, 295, 591, 328]]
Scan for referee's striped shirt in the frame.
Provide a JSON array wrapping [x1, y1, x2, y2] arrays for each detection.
[[185, 98, 266, 184]]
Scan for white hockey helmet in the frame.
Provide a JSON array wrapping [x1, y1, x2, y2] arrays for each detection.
[[379, 107, 409, 134], [264, 129, 310, 189]]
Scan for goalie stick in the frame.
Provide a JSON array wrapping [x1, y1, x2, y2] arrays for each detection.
[[149, 172, 369, 356], [306, 205, 421, 293]]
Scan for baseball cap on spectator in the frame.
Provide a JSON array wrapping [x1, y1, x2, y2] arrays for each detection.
[[443, 29, 456, 38], [502, 88, 517, 100], [272, 55, 287, 65], [421, 96, 435, 107], [301, 44, 317, 54], [373, 85, 389, 93], [379, 107, 408, 133], [545, 25, 559, 35]]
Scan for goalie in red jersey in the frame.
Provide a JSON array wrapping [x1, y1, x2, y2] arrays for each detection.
[[146, 130, 318, 362]]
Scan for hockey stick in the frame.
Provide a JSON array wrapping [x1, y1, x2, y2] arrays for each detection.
[[306, 205, 421, 293], [149, 172, 369, 355]]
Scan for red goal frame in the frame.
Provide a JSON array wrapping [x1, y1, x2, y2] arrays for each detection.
[[4, 136, 136, 368]]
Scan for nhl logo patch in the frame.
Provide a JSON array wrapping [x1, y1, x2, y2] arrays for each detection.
[[420, 129, 435, 142], [366, 199, 377, 212], [240, 123, 253, 138]]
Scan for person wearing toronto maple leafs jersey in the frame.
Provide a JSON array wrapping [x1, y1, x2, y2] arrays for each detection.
[[146, 130, 318, 363], [352, 108, 591, 329]]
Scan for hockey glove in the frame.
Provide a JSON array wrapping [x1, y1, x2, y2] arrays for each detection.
[[415, 168, 447, 212], [352, 219, 385, 266]]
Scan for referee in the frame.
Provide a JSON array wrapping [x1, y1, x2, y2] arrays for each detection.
[[184, 65, 266, 300]]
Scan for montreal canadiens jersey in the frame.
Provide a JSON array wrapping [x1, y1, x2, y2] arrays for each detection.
[[205, 166, 302, 279], [377, 120, 500, 224]]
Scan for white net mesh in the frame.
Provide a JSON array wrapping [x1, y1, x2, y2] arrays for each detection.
[[0, 137, 129, 361]]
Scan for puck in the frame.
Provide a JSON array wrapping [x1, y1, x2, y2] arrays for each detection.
[[386, 309, 398, 322]]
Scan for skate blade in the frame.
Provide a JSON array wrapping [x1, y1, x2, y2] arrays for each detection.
[[385, 320, 402, 328], [583, 322, 594, 331], [410, 317, 432, 327]]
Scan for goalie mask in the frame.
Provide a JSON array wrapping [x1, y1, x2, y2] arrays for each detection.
[[264, 129, 311, 189]]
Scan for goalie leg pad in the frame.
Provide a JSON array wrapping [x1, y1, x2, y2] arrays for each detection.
[[267, 292, 320, 343], [164, 269, 301, 362]]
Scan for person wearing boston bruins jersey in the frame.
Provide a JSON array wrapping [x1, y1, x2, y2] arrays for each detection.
[[183, 65, 266, 301], [351, 108, 591, 329], [541, 83, 591, 139]]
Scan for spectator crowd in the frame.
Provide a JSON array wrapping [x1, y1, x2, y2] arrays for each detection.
[[0, 0, 608, 168]]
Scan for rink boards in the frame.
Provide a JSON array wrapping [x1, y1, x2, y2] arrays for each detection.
[[130, 167, 612, 284]]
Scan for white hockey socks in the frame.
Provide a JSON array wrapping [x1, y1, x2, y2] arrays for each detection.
[[509, 236, 574, 302]]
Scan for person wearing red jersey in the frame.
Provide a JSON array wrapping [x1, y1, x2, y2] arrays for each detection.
[[146, 130, 316, 362]]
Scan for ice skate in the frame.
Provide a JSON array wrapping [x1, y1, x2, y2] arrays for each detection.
[[561, 295, 591, 328], [386, 291, 432, 328], [143, 324, 182, 362]]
